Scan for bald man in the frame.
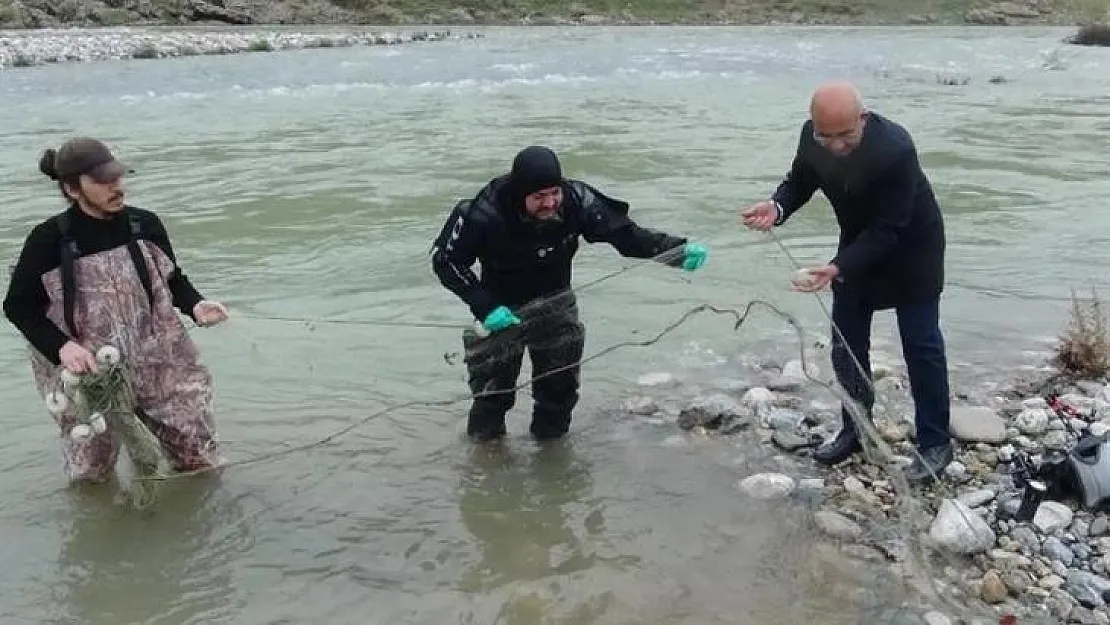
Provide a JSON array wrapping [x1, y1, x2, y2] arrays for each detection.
[[741, 81, 952, 484]]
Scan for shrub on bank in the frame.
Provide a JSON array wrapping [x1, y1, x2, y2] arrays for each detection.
[[1053, 288, 1110, 380], [1068, 22, 1110, 44], [1067, 0, 1110, 45]]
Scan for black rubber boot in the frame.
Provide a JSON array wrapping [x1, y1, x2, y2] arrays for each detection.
[[813, 421, 862, 465], [904, 441, 954, 484]]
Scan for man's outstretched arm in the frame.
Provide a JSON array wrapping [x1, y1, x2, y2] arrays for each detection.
[[430, 201, 498, 321]]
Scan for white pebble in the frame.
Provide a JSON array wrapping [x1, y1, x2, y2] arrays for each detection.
[[741, 386, 774, 408], [737, 472, 796, 499]]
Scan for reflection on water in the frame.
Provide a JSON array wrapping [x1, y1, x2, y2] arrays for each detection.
[[457, 440, 610, 592], [447, 434, 914, 625], [54, 476, 239, 625]]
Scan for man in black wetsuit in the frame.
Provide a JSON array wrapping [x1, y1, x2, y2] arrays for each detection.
[[741, 81, 953, 484], [432, 146, 709, 442]]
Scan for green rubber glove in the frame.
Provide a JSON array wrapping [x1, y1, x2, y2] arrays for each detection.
[[482, 305, 522, 333], [682, 242, 708, 272]]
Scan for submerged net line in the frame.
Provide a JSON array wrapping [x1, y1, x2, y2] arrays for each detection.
[[139, 232, 1001, 622]]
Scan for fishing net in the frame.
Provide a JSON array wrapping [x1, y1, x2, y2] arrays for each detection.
[[124, 234, 1089, 625], [47, 345, 170, 509]]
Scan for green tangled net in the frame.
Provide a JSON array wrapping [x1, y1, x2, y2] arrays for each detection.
[[48, 345, 170, 509]]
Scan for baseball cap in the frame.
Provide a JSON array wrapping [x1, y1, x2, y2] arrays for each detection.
[[52, 137, 133, 183]]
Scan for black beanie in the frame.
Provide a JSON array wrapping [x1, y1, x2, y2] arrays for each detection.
[[508, 146, 563, 199]]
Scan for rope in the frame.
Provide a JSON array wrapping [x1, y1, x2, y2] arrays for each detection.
[[150, 227, 990, 620], [141, 298, 821, 482], [766, 229, 945, 477], [194, 243, 695, 333], [230, 314, 470, 331], [139, 242, 711, 482], [167, 230, 954, 507], [765, 228, 992, 619]]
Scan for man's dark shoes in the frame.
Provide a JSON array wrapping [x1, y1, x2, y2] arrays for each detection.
[[813, 426, 863, 465], [904, 441, 954, 484]]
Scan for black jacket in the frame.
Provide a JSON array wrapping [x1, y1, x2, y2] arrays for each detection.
[[431, 176, 687, 321], [771, 112, 946, 309]]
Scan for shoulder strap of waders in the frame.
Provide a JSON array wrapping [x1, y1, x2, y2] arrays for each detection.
[[56, 209, 157, 338], [56, 212, 79, 337], [124, 209, 156, 313]]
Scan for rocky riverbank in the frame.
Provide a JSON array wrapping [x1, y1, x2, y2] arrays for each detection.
[[623, 337, 1110, 623], [0, 0, 1090, 29], [0, 27, 479, 68]]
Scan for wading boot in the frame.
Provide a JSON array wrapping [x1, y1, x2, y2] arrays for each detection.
[[813, 422, 863, 466], [904, 441, 955, 485]]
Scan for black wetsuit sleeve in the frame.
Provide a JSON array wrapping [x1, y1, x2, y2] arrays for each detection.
[[601, 224, 688, 265], [431, 202, 498, 321], [140, 212, 204, 320], [576, 183, 688, 266], [2, 222, 70, 365]]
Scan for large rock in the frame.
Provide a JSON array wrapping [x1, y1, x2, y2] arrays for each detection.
[[814, 510, 864, 541], [1034, 501, 1075, 534], [1066, 570, 1110, 608], [741, 386, 776, 421], [767, 358, 819, 390], [992, 1, 1040, 18], [677, 393, 746, 431], [980, 569, 1009, 603], [186, 0, 253, 24], [737, 472, 795, 499], [949, 406, 1007, 443], [1015, 407, 1051, 435], [762, 408, 804, 432], [958, 488, 996, 508], [965, 8, 1008, 24], [928, 498, 996, 554], [1042, 536, 1076, 566]]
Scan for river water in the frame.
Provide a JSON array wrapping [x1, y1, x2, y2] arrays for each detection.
[[0, 24, 1107, 625]]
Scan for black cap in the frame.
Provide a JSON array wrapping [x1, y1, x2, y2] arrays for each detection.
[[49, 137, 132, 183], [508, 146, 563, 198]]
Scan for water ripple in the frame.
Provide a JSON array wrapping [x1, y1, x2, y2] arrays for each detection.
[[0, 25, 1107, 625]]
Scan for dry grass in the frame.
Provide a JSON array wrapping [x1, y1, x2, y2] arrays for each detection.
[[1053, 288, 1110, 380]]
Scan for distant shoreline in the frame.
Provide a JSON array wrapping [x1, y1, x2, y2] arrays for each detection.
[[0, 11, 1095, 70], [0, 28, 481, 69], [0, 0, 1090, 32]]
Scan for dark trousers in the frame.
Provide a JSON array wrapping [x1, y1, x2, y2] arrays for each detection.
[[831, 292, 951, 451], [461, 297, 586, 441]]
